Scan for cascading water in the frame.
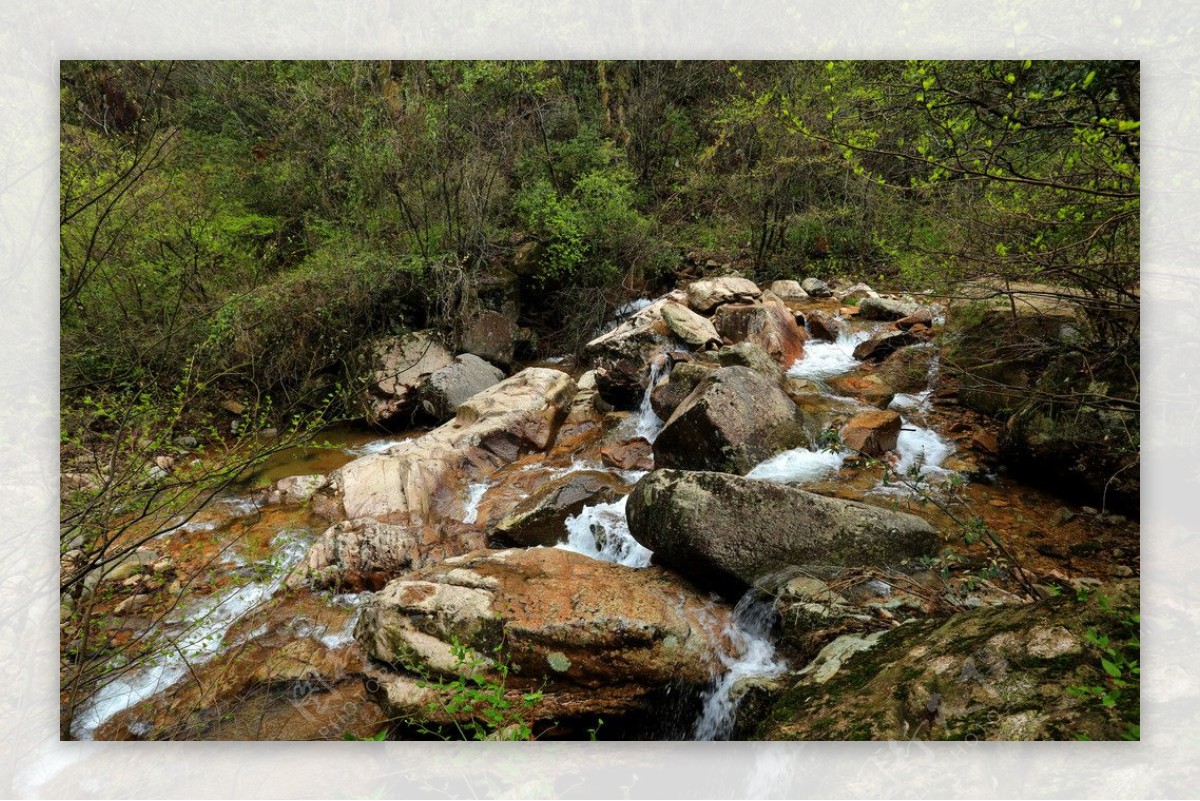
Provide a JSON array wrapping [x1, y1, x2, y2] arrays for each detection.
[[461, 481, 490, 525], [694, 589, 785, 740], [746, 446, 847, 484], [558, 495, 653, 568], [787, 329, 871, 383], [70, 529, 312, 739], [634, 356, 671, 443]]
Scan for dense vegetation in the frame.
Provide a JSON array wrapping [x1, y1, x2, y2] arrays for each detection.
[[61, 59, 1139, 422]]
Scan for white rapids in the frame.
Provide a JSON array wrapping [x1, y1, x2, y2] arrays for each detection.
[[558, 495, 653, 569]]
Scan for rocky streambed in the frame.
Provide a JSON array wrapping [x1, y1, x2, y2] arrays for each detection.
[[67, 275, 1141, 741]]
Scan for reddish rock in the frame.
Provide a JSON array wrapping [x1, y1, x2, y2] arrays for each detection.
[[711, 293, 806, 368], [827, 374, 896, 409], [840, 410, 903, 457], [972, 430, 1000, 454], [896, 307, 935, 330], [600, 438, 654, 471]]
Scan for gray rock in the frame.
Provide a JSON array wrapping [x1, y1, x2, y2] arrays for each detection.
[[685, 276, 762, 314], [856, 296, 919, 321], [716, 341, 784, 383], [801, 278, 833, 298], [650, 362, 712, 420], [420, 354, 506, 421], [364, 332, 455, 427], [852, 329, 918, 362], [626, 469, 939, 594], [653, 366, 811, 475], [660, 302, 721, 349], [768, 280, 809, 300]]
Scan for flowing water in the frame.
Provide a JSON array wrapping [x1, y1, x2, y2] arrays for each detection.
[[634, 357, 671, 443], [559, 495, 653, 568], [746, 446, 847, 484], [787, 329, 871, 383], [694, 590, 786, 740], [71, 528, 313, 739]]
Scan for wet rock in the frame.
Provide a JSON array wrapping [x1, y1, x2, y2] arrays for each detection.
[[650, 362, 711, 420], [356, 547, 733, 725], [805, 311, 842, 342], [599, 439, 654, 471], [873, 344, 937, 394], [419, 353, 506, 421], [553, 370, 609, 452], [685, 276, 761, 314], [856, 297, 920, 321], [594, 356, 652, 410], [712, 292, 806, 368], [660, 301, 722, 349], [626, 470, 939, 595], [293, 518, 487, 592], [852, 329, 918, 362], [653, 366, 811, 475], [716, 341, 784, 383], [327, 368, 576, 523], [752, 580, 1140, 741], [827, 374, 896, 408], [363, 332, 455, 428], [801, 278, 833, 298], [840, 410, 903, 457], [768, 280, 809, 300], [495, 471, 627, 547]]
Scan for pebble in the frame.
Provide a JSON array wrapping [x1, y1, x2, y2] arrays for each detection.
[[1112, 566, 1135, 578]]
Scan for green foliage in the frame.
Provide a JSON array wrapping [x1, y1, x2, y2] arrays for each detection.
[[1068, 596, 1140, 725], [406, 637, 543, 741]]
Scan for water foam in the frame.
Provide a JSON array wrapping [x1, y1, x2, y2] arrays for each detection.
[[558, 495, 652, 568], [787, 329, 871, 382], [746, 447, 847, 484]]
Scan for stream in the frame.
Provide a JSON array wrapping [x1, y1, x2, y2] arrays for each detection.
[[73, 292, 1118, 742]]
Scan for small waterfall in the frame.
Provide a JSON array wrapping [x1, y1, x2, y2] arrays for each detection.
[[694, 590, 785, 741], [461, 481, 490, 525], [786, 329, 871, 382], [558, 495, 653, 568], [634, 356, 671, 443]]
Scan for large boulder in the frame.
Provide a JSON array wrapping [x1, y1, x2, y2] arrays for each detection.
[[716, 341, 784, 383], [827, 373, 895, 408], [460, 310, 521, 368], [711, 292, 806, 368], [653, 366, 811, 475], [294, 518, 487, 592], [751, 580, 1140, 741], [805, 311, 842, 342], [363, 332, 455, 427], [685, 276, 761, 314], [857, 296, 919, 321], [325, 368, 576, 523], [585, 291, 682, 362], [837, 282, 879, 304], [626, 470, 939, 594], [660, 302, 721, 349], [419, 354, 506, 421], [649, 362, 712, 420], [494, 470, 628, 547], [356, 547, 733, 725]]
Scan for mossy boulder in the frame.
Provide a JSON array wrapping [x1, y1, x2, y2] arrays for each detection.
[[751, 580, 1140, 741]]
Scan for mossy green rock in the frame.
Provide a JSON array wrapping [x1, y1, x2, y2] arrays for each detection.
[[752, 580, 1140, 741]]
